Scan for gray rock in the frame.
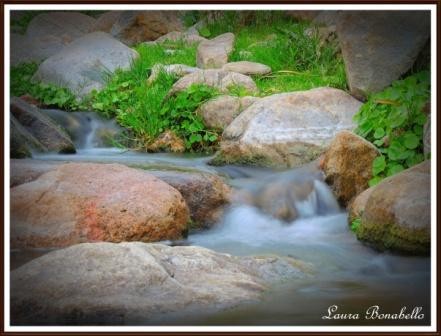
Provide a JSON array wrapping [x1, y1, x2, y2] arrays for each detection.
[[147, 64, 200, 84], [211, 87, 362, 168], [354, 161, 430, 255], [337, 11, 430, 99], [32, 32, 139, 98], [197, 95, 260, 130], [168, 69, 258, 96], [110, 11, 184, 46], [222, 61, 271, 76], [154, 31, 207, 44], [10, 97, 75, 154], [11, 242, 308, 325], [197, 33, 235, 69], [11, 12, 96, 65]]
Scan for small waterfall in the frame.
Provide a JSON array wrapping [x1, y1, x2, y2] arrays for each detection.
[[40, 109, 123, 149]]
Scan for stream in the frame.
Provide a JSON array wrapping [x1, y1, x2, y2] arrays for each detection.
[[10, 110, 431, 326]]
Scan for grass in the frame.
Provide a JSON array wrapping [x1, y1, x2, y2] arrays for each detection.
[[200, 11, 347, 94], [10, 11, 349, 153]]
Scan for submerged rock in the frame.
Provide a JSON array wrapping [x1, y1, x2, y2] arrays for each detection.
[[353, 161, 430, 255], [11, 163, 190, 248], [110, 11, 184, 46], [32, 32, 139, 98], [211, 87, 362, 168], [168, 69, 258, 96], [337, 11, 430, 99], [197, 32, 235, 69], [321, 131, 380, 206], [10, 97, 76, 155], [11, 242, 308, 325]]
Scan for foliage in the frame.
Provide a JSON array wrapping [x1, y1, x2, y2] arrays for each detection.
[[200, 11, 346, 94], [354, 71, 430, 186], [10, 62, 79, 110], [350, 218, 361, 233], [162, 84, 220, 151]]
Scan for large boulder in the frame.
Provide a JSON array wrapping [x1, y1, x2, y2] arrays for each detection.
[[211, 87, 362, 168], [222, 61, 271, 76], [151, 170, 232, 229], [11, 242, 308, 325], [110, 11, 184, 46], [337, 11, 430, 99], [321, 131, 380, 206], [197, 95, 260, 130], [353, 161, 430, 255], [89, 11, 122, 33], [168, 69, 258, 96], [11, 12, 96, 65], [10, 163, 190, 248], [10, 97, 76, 154], [197, 33, 235, 69], [32, 32, 139, 98]]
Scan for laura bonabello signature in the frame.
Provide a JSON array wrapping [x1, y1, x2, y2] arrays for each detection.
[[322, 305, 425, 320]]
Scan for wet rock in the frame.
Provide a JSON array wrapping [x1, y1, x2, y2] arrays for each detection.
[[151, 171, 231, 229], [148, 130, 185, 153], [348, 187, 374, 222], [10, 159, 62, 187], [211, 88, 362, 168], [110, 11, 184, 46], [10, 116, 34, 159], [321, 131, 380, 206], [11, 12, 96, 65], [222, 61, 271, 76], [197, 95, 260, 130], [197, 33, 235, 69], [355, 161, 430, 255], [337, 11, 430, 99], [10, 163, 190, 248], [11, 242, 308, 325], [10, 97, 76, 154], [89, 10, 122, 33], [32, 32, 139, 98], [147, 64, 200, 84], [168, 69, 258, 96]]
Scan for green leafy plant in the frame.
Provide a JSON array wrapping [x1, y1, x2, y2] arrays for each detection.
[[162, 84, 220, 151], [354, 71, 430, 186], [11, 62, 80, 110]]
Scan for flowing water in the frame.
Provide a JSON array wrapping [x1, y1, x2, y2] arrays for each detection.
[[11, 111, 431, 326]]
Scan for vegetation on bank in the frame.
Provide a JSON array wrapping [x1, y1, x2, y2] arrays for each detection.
[[11, 12, 346, 152], [354, 71, 430, 186], [10, 11, 430, 168]]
